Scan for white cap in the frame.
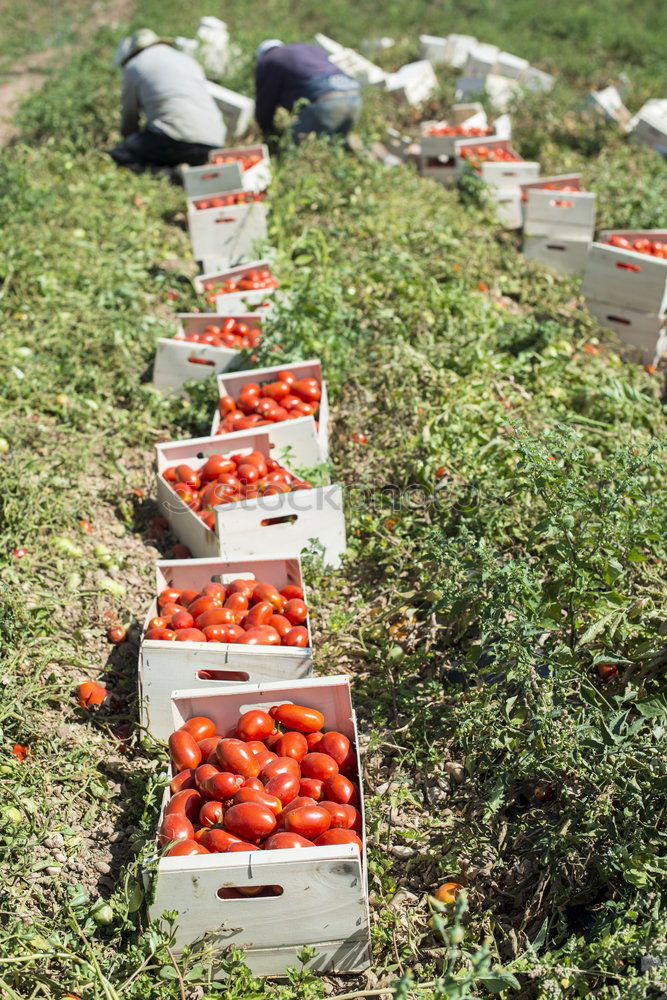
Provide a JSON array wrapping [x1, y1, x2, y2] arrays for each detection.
[[256, 39, 284, 61], [114, 28, 161, 67]]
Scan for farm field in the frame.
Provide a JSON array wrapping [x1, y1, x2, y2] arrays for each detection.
[[0, 2, 666, 999]]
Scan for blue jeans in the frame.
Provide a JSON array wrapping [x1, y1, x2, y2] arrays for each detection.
[[292, 93, 362, 143]]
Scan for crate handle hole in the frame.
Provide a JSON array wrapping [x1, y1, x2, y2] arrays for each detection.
[[545, 244, 566, 252], [187, 355, 214, 366], [201, 171, 219, 180], [549, 199, 574, 208], [197, 669, 251, 682], [605, 315, 630, 326], [616, 262, 641, 272], [217, 885, 284, 900], [260, 515, 298, 528], [215, 217, 236, 225]]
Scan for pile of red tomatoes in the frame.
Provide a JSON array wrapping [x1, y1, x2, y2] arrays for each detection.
[[425, 124, 492, 137], [193, 192, 265, 210], [161, 451, 314, 532], [216, 370, 321, 434], [607, 235, 667, 259], [146, 576, 309, 647], [211, 152, 263, 170], [160, 704, 363, 864], [201, 268, 278, 307], [459, 146, 522, 169], [174, 318, 261, 351]]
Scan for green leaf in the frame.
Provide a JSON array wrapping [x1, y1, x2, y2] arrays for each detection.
[[158, 966, 179, 980], [634, 696, 667, 719], [478, 970, 521, 992]]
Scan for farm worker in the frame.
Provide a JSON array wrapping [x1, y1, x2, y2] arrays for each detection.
[[109, 28, 226, 168], [255, 40, 362, 143]]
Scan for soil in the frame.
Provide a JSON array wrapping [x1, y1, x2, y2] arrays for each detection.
[[0, 0, 134, 146]]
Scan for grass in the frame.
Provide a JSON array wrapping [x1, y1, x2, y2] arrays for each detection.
[[0, 2, 666, 999]]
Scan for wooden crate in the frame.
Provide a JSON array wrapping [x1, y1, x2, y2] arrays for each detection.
[[194, 260, 278, 313], [582, 231, 667, 315], [152, 313, 263, 395], [187, 194, 268, 265], [205, 82, 254, 137], [155, 430, 346, 567], [585, 298, 667, 362], [523, 188, 596, 241], [147, 675, 371, 976], [210, 360, 329, 467], [139, 555, 313, 739], [183, 145, 270, 199], [491, 188, 523, 230], [420, 116, 495, 160], [480, 157, 540, 191], [523, 234, 590, 275]]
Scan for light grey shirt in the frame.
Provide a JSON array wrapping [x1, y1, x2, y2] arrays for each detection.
[[121, 44, 226, 146]]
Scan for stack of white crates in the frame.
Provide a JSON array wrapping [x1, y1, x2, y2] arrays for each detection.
[[582, 230, 667, 362], [521, 174, 596, 275], [455, 137, 539, 228]]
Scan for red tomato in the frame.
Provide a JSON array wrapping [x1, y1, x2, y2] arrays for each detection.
[[320, 800, 359, 830], [179, 589, 201, 607], [268, 614, 292, 638], [283, 626, 309, 647], [282, 796, 317, 814], [147, 616, 167, 630], [225, 591, 249, 612], [284, 805, 331, 839], [175, 464, 200, 489], [236, 709, 275, 741], [244, 601, 274, 627], [318, 731, 351, 766], [181, 717, 217, 741], [323, 774, 359, 806], [315, 829, 363, 851], [171, 609, 194, 630], [165, 789, 204, 823], [236, 626, 282, 646], [77, 681, 108, 708], [283, 599, 308, 625], [242, 776, 265, 791], [188, 595, 217, 619], [269, 704, 324, 733], [305, 732, 323, 750], [233, 786, 282, 815], [145, 627, 177, 641], [201, 455, 235, 480], [226, 841, 261, 853], [169, 731, 202, 772], [255, 749, 278, 770], [275, 732, 308, 761], [224, 802, 276, 841], [217, 738, 261, 778], [299, 777, 324, 800], [264, 772, 300, 806], [292, 379, 321, 402], [201, 624, 233, 642], [167, 839, 210, 856], [196, 606, 237, 628], [244, 741, 269, 755], [280, 584, 304, 601], [300, 753, 339, 781], [261, 756, 300, 781], [158, 587, 182, 607], [159, 813, 194, 846], [200, 828, 243, 853], [199, 800, 225, 826], [264, 832, 315, 850], [251, 582, 285, 610], [194, 763, 220, 792], [203, 771, 244, 801], [175, 628, 207, 643], [170, 768, 196, 795]]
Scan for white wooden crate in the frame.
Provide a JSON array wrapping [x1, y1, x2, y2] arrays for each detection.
[[519, 173, 582, 227], [628, 99, 667, 154], [187, 196, 268, 265], [183, 146, 270, 199], [386, 61, 438, 106], [454, 137, 520, 177], [418, 34, 450, 65], [152, 313, 264, 394], [443, 34, 479, 70], [462, 42, 499, 77], [491, 188, 523, 230], [481, 158, 540, 191], [139, 555, 313, 740], [147, 676, 371, 976], [523, 234, 590, 275], [585, 298, 667, 362], [210, 360, 329, 467], [155, 430, 346, 567], [582, 232, 667, 315], [195, 260, 278, 313], [451, 102, 485, 124], [584, 86, 630, 127], [520, 66, 555, 93], [420, 117, 496, 160], [523, 188, 596, 241], [205, 81, 254, 137], [495, 51, 529, 79]]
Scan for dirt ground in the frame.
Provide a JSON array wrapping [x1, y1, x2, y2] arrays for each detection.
[[0, 0, 134, 145]]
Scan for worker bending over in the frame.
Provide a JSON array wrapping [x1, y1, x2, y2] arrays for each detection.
[[110, 29, 226, 169], [255, 40, 361, 142]]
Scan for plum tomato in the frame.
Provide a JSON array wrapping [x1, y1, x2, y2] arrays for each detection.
[[167, 839, 210, 856], [264, 832, 315, 849], [269, 704, 324, 734], [314, 829, 363, 851], [322, 774, 359, 806], [299, 777, 324, 800], [224, 802, 276, 842], [275, 731, 308, 761], [284, 805, 332, 839], [318, 731, 351, 767], [203, 771, 244, 801], [216, 738, 261, 778], [181, 717, 217, 741], [236, 709, 275, 742], [300, 752, 339, 782], [159, 813, 194, 846], [169, 731, 202, 772], [165, 788, 204, 823]]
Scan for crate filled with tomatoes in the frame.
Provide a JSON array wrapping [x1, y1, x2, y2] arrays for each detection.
[[583, 230, 667, 362], [186, 187, 268, 265], [520, 174, 596, 275], [139, 555, 313, 739], [456, 137, 540, 229], [210, 361, 328, 468], [183, 144, 271, 200], [155, 428, 346, 567], [194, 260, 280, 314], [147, 676, 371, 976], [152, 313, 263, 394]]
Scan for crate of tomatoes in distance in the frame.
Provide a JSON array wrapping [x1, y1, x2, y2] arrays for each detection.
[[420, 118, 495, 159], [186, 187, 267, 265], [520, 173, 595, 276], [210, 360, 328, 468], [152, 313, 263, 395], [194, 260, 280, 314], [140, 555, 313, 740], [147, 676, 371, 977], [183, 143, 271, 200], [155, 428, 346, 567], [456, 137, 540, 229]]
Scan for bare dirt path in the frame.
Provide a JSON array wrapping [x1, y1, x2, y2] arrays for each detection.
[[0, 0, 134, 145]]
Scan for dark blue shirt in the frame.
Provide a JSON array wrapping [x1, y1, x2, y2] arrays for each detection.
[[255, 43, 358, 133]]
